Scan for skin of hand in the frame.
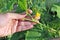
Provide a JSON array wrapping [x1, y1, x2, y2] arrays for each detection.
[[0, 10, 34, 37]]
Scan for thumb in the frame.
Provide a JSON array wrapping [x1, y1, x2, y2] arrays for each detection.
[[7, 13, 26, 19]]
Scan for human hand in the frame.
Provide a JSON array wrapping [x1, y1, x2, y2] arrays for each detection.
[[0, 10, 34, 37]]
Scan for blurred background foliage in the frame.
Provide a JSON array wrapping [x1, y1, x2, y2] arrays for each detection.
[[0, 0, 60, 40]]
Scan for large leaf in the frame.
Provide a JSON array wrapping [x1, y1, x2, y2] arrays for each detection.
[[51, 5, 60, 18], [18, 0, 27, 11], [25, 30, 41, 40]]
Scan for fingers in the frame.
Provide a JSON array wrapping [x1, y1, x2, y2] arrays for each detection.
[[16, 21, 33, 32], [11, 20, 18, 34], [0, 18, 34, 37]]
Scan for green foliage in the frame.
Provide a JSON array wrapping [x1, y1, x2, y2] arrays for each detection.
[[0, 0, 16, 13]]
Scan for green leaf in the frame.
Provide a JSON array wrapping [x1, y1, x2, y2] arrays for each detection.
[[18, 0, 27, 11], [25, 30, 41, 40], [52, 5, 60, 18]]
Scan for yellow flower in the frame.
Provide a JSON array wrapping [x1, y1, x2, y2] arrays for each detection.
[[35, 12, 41, 20]]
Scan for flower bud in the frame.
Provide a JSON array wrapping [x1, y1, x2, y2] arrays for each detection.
[[27, 9, 32, 14]]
